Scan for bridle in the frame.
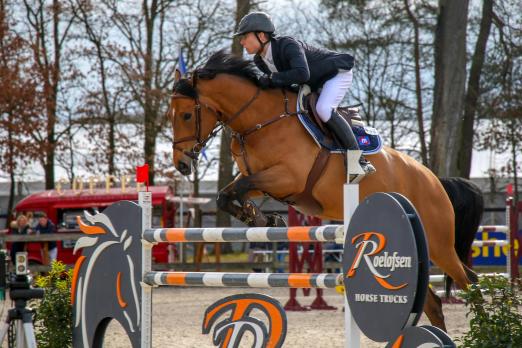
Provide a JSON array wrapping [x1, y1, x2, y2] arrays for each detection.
[[171, 70, 260, 162], [170, 69, 297, 174]]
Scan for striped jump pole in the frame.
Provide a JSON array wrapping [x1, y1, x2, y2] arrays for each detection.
[[139, 193, 348, 348], [478, 225, 509, 233], [143, 225, 344, 243], [429, 198, 515, 296], [143, 272, 342, 288]]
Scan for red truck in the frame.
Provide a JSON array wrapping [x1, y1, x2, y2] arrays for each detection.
[[10, 186, 177, 265]]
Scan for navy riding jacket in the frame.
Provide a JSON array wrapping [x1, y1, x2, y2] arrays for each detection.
[[253, 36, 354, 91]]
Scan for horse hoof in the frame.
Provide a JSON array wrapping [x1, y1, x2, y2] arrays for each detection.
[[243, 201, 267, 227], [267, 213, 287, 227]]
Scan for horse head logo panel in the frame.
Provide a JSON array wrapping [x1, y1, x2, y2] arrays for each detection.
[[71, 200, 143, 348], [202, 293, 287, 348]]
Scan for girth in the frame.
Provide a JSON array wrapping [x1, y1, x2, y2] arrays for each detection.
[[282, 147, 330, 216]]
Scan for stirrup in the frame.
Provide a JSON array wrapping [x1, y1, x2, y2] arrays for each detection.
[[359, 157, 376, 174], [347, 150, 366, 184]]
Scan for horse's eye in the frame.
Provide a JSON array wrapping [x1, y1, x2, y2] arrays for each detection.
[[183, 112, 192, 121]]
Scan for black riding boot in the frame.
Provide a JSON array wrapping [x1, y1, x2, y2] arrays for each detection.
[[325, 110, 376, 174]]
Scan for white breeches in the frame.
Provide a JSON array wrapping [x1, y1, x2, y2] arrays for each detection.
[[315, 70, 353, 122]]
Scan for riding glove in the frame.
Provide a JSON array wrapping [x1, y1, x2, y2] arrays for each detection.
[[258, 74, 272, 89]]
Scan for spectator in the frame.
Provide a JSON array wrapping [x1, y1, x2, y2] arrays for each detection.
[[34, 213, 58, 264], [26, 211, 35, 228], [10, 215, 33, 262]]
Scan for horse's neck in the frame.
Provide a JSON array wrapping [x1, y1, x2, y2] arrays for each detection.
[[203, 76, 296, 134]]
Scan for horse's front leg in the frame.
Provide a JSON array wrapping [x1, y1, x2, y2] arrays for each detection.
[[216, 175, 266, 226], [217, 166, 298, 227]]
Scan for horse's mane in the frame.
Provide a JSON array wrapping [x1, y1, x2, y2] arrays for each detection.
[[173, 79, 198, 99], [199, 50, 260, 85], [173, 50, 260, 98]]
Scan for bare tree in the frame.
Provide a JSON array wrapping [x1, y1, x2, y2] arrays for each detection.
[[458, 0, 494, 178], [477, 0, 522, 201], [70, 0, 129, 176], [429, 0, 469, 176], [0, 0, 41, 225], [216, 0, 253, 229], [95, 0, 177, 184], [20, 0, 75, 189], [403, 0, 429, 165], [318, 1, 423, 155]]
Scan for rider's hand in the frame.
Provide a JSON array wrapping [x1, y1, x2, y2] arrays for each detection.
[[258, 74, 272, 89]]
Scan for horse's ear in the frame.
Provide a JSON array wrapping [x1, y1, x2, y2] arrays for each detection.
[[174, 69, 182, 82]]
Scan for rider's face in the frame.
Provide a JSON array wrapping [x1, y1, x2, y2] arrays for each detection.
[[239, 32, 261, 54]]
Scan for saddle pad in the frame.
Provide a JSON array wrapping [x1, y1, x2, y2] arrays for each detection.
[[296, 102, 383, 155]]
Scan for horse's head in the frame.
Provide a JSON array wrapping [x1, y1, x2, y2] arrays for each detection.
[[168, 69, 221, 175], [168, 50, 263, 175]]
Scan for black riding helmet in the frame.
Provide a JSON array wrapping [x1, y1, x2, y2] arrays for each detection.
[[234, 12, 275, 54], [234, 12, 275, 36]]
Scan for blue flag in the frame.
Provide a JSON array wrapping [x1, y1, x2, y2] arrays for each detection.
[[201, 147, 208, 161], [178, 48, 187, 75]]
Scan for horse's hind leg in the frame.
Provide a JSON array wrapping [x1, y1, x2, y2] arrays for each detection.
[[423, 287, 446, 331], [430, 247, 471, 292]]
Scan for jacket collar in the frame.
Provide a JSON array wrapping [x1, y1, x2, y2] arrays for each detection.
[[268, 37, 282, 71]]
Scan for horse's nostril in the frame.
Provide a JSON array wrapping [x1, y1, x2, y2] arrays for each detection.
[[178, 161, 192, 175]]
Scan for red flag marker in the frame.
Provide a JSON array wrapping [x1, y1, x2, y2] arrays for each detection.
[[136, 164, 150, 191], [506, 183, 513, 197]]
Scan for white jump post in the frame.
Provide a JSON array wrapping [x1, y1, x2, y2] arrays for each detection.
[[343, 150, 365, 348], [506, 197, 512, 280], [140, 191, 153, 348]]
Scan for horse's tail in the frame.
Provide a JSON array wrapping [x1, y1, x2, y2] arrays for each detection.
[[439, 177, 483, 297]]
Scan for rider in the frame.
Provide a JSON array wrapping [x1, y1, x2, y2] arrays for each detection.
[[234, 12, 376, 174]]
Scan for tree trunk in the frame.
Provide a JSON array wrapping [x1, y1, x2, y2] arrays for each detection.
[[458, 0, 493, 178], [6, 114, 15, 228], [193, 167, 202, 227], [429, 0, 469, 176], [404, 0, 428, 166], [7, 170, 15, 228], [144, 118, 157, 184], [45, 142, 55, 189], [216, 0, 251, 230], [511, 120, 519, 204], [143, 0, 157, 185]]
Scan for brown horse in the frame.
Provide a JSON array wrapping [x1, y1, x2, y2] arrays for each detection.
[[168, 51, 474, 330]]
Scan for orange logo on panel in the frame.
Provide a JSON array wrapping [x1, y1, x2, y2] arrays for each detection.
[[202, 293, 287, 348], [346, 232, 409, 290]]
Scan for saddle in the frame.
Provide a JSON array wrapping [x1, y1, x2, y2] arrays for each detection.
[[284, 86, 377, 216], [297, 84, 365, 144]]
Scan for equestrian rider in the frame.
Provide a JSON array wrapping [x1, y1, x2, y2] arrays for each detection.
[[234, 12, 376, 174]]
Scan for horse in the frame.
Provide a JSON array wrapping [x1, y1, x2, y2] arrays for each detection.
[[439, 177, 483, 297], [167, 50, 476, 330], [71, 201, 143, 348]]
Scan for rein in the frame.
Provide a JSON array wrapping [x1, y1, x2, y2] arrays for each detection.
[[171, 72, 298, 174], [231, 89, 298, 174]]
